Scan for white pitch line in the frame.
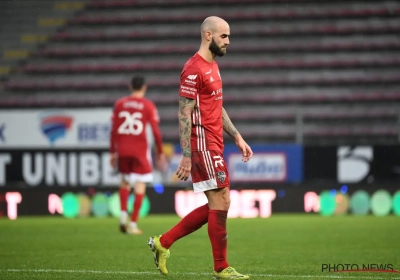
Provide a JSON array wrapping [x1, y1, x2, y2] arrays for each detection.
[[2, 269, 398, 279], [5, 269, 158, 275]]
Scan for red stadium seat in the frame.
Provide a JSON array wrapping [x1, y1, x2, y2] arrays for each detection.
[[67, 7, 396, 26], [21, 56, 400, 73], [2, 0, 400, 144], [50, 22, 400, 42]]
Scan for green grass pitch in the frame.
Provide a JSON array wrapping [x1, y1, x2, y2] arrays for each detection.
[[0, 214, 399, 280]]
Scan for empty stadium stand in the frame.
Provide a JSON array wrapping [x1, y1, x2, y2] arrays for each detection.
[[1, 0, 399, 145], [0, 0, 82, 78]]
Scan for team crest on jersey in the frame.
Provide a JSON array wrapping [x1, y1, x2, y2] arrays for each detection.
[[216, 171, 226, 183]]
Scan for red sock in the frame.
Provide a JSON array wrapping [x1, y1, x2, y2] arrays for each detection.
[[208, 210, 229, 272], [131, 193, 144, 223], [160, 203, 209, 249], [119, 188, 129, 212]]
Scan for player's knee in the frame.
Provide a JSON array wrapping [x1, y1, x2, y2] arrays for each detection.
[[221, 187, 231, 210], [216, 195, 230, 211], [220, 198, 230, 211], [134, 182, 146, 194], [207, 187, 230, 210]]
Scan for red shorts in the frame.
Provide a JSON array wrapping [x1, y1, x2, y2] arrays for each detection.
[[118, 156, 152, 175], [191, 150, 230, 193]]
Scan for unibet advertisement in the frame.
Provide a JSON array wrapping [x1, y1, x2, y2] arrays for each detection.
[[1, 184, 399, 220]]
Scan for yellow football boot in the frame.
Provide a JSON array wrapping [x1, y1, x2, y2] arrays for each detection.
[[213, 266, 250, 279], [147, 235, 170, 275]]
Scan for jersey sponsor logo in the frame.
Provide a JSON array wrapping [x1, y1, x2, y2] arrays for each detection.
[[187, 74, 197, 80], [39, 113, 73, 144], [180, 85, 196, 95], [205, 69, 212, 74], [211, 88, 222, 96], [213, 155, 224, 168], [211, 88, 223, 100], [184, 74, 197, 85]]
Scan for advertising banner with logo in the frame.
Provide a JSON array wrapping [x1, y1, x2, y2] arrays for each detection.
[[1, 183, 399, 219], [150, 143, 304, 184], [0, 144, 303, 187], [0, 108, 116, 148], [0, 108, 172, 186], [224, 144, 303, 183], [0, 148, 183, 187], [0, 108, 303, 187], [0, 149, 119, 187], [304, 146, 400, 183]]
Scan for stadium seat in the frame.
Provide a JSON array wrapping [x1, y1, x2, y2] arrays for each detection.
[[35, 38, 400, 58], [1, 0, 400, 145]]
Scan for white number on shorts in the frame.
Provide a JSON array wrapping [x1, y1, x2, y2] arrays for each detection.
[[118, 111, 143, 135]]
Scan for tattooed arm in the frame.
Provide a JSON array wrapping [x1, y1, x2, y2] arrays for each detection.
[[176, 96, 196, 181], [222, 107, 239, 140], [178, 96, 196, 157], [222, 107, 254, 162]]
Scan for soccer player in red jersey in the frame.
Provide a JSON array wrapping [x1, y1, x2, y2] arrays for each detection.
[[110, 76, 166, 235], [147, 17, 253, 279]]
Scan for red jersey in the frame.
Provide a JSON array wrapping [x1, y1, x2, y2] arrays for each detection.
[[110, 96, 163, 157], [179, 53, 224, 153]]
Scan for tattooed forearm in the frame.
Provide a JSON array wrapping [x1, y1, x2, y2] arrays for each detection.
[[222, 107, 239, 140], [178, 97, 196, 157]]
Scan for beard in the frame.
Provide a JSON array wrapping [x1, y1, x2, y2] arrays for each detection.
[[209, 38, 226, 57]]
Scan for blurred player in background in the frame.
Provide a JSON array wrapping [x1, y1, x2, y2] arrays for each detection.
[[110, 76, 166, 235], [147, 17, 253, 279]]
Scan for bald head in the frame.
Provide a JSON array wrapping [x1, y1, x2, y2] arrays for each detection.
[[198, 16, 230, 58], [201, 16, 229, 38]]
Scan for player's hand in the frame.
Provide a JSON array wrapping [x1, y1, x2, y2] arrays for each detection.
[[176, 156, 192, 181], [110, 153, 116, 169], [235, 137, 253, 162], [156, 153, 168, 172]]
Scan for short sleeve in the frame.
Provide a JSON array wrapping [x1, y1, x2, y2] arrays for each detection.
[[179, 67, 202, 100]]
